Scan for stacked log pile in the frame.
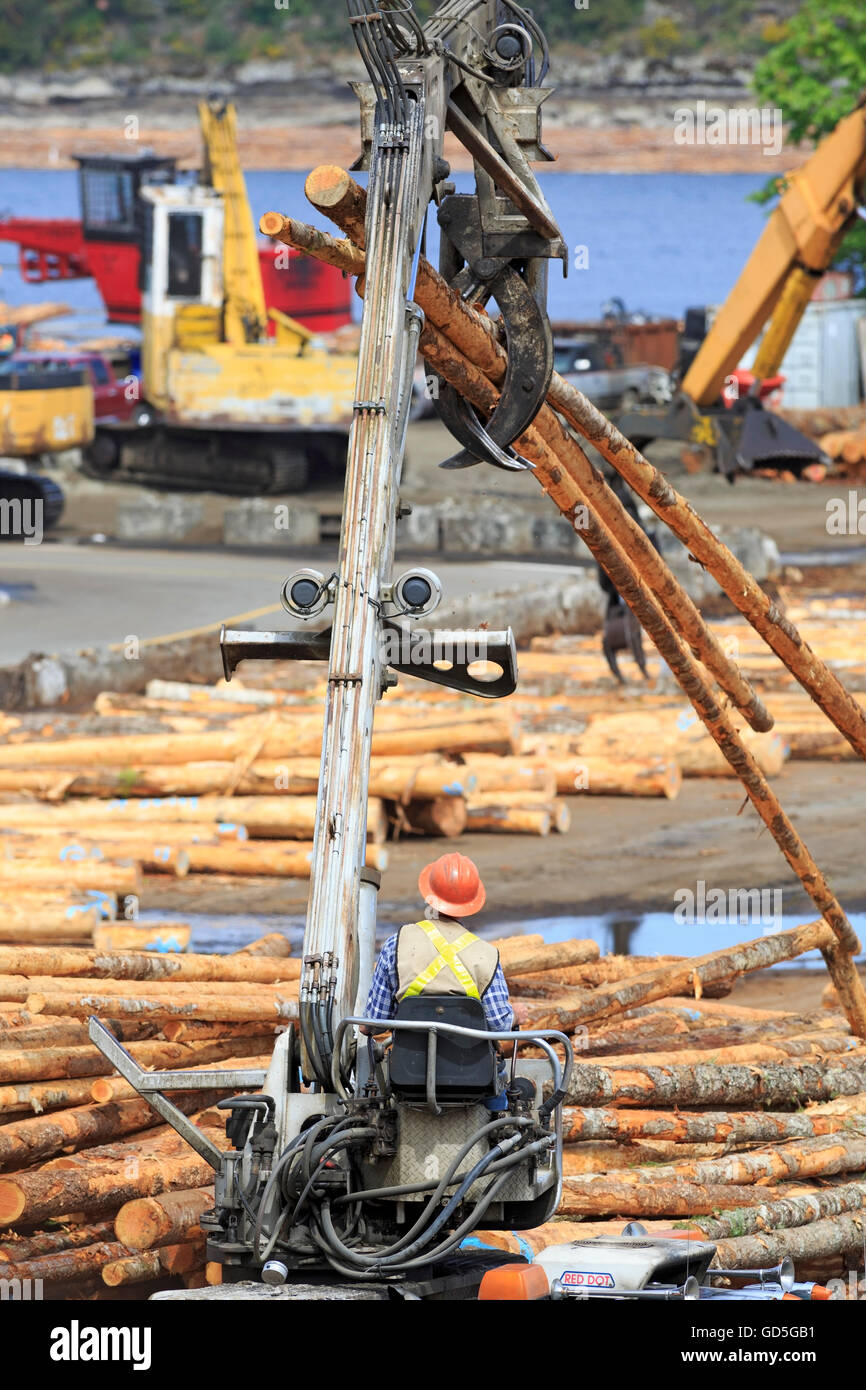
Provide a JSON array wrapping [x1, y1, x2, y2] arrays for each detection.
[[1, 928, 863, 1295]]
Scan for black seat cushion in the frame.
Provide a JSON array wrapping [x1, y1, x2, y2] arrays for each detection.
[[389, 996, 497, 1100]]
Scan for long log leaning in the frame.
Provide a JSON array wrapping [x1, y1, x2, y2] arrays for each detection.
[[534, 921, 835, 1030], [546, 374, 866, 761], [406, 321, 865, 1019], [279, 175, 866, 759], [282, 179, 866, 1030], [274, 187, 770, 735]]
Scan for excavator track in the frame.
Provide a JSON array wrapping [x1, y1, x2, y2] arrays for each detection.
[[0, 469, 64, 532], [81, 424, 347, 495]]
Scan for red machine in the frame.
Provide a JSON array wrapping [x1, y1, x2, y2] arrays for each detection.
[[0, 152, 352, 332]]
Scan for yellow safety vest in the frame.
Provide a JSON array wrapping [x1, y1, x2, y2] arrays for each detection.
[[396, 919, 497, 1003]]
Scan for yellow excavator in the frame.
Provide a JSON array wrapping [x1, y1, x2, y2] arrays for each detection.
[[618, 97, 866, 477], [83, 102, 358, 494]]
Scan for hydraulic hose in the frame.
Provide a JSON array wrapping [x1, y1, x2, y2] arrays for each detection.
[[318, 1132, 529, 1270], [359, 1116, 533, 1259]]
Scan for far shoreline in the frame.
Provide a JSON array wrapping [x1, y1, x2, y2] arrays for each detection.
[[0, 123, 812, 176]]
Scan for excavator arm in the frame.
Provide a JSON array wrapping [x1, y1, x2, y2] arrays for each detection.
[[682, 98, 866, 407]]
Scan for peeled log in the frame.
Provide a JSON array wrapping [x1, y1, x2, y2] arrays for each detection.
[[0, 796, 389, 844], [536, 920, 834, 1030], [160, 1019, 277, 1043], [461, 762, 555, 796], [0, 908, 104, 943], [233, 933, 292, 958], [92, 923, 192, 953], [539, 755, 681, 799], [9, 838, 189, 878], [0, 1033, 272, 1086], [593, 1032, 863, 1068], [566, 1056, 866, 1107], [0, 861, 141, 894], [510, 956, 685, 991], [0, 944, 301, 985], [115, 1188, 214, 1251], [0, 1018, 157, 1052], [562, 1106, 866, 1145], [0, 1077, 108, 1117], [562, 1132, 866, 1191], [584, 1010, 850, 1059], [557, 1181, 768, 1218], [502, 939, 600, 975], [464, 806, 551, 835], [29, 987, 299, 1024]]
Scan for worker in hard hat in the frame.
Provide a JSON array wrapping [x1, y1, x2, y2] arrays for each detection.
[[362, 852, 514, 1033]]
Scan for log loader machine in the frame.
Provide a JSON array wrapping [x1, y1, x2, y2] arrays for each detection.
[[82, 102, 357, 495], [89, 1, 810, 1302], [618, 97, 866, 477]]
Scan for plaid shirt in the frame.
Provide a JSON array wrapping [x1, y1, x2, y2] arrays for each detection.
[[364, 928, 513, 1032]]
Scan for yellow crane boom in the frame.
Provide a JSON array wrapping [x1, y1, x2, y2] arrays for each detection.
[[682, 98, 866, 407], [197, 100, 268, 344]]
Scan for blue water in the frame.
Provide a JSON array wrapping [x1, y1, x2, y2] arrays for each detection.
[[0, 168, 770, 334], [138, 907, 865, 967]]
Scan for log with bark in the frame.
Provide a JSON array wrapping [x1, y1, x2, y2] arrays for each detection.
[[534, 921, 835, 1031], [562, 1106, 866, 1146], [688, 1182, 866, 1242], [0, 1219, 116, 1264], [565, 1056, 866, 1107]]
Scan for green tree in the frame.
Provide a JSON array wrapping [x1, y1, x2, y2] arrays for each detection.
[[752, 0, 866, 292]]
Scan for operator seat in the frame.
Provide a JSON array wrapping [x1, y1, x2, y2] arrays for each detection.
[[388, 996, 498, 1102]]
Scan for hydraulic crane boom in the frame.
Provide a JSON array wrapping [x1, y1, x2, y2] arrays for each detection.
[[91, 0, 572, 1295]]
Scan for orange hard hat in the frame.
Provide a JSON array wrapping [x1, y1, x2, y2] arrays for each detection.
[[418, 852, 485, 917]]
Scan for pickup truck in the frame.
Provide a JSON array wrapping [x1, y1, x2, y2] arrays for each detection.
[[8, 351, 149, 426], [553, 338, 672, 412]]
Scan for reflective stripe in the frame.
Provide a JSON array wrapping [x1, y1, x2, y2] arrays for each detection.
[[401, 919, 481, 1001]]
